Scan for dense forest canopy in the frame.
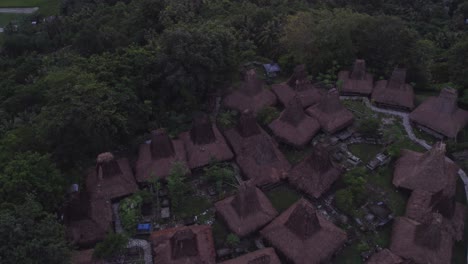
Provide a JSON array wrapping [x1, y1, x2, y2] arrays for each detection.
[[0, 0, 467, 263]]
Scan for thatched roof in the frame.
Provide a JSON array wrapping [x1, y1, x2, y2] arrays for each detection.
[[288, 145, 343, 198], [218, 248, 281, 264], [306, 88, 354, 134], [260, 199, 347, 264], [269, 97, 320, 147], [181, 113, 233, 169], [338, 59, 374, 96], [365, 249, 403, 264], [215, 184, 278, 237], [135, 129, 189, 182], [151, 225, 216, 264], [223, 69, 277, 114], [409, 88, 468, 138], [224, 112, 290, 185], [371, 68, 414, 110], [405, 189, 466, 241], [390, 216, 453, 264], [71, 249, 104, 264], [393, 142, 458, 195]]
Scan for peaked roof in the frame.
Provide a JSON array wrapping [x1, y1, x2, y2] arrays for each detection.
[[218, 248, 281, 264], [230, 183, 263, 218], [280, 96, 306, 126], [371, 68, 414, 110], [150, 129, 176, 159], [409, 88, 468, 138], [284, 202, 321, 240], [338, 59, 374, 95], [170, 229, 199, 259], [365, 249, 403, 264], [190, 112, 216, 145], [287, 64, 309, 88], [238, 110, 261, 137]]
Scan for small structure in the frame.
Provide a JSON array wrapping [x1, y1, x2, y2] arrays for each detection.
[[390, 216, 453, 264], [71, 249, 104, 264], [137, 223, 152, 235], [215, 183, 278, 237], [366, 153, 390, 170], [260, 199, 347, 264], [218, 247, 281, 264], [393, 142, 458, 195], [263, 63, 281, 78], [150, 225, 216, 264], [365, 249, 403, 264], [306, 88, 354, 134], [268, 96, 321, 148], [180, 112, 234, 169], [409, 88, 468, 139], [371, 68, 414, 111], [288, 144, 343, 198], [272, 64, 324, 108], [224, 110, 291, 185], [223, 69, 277, 114], [135, 129, 188, 182], [405, 189, 466, 241], [338, 59, 374, 96]]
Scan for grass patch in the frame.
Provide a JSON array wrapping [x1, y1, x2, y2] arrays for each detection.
[[0, 0, 59, 15], [172, 195, 211, 219], [0, 12, 26, 26], [266, 184, 301, 213], [348, 143, 382, 163], [333, 242, 363, 264], [412, 126, 437, 145], [212, 218, 229, 248]]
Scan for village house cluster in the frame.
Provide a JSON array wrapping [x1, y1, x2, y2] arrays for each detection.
[[67, 60, 467, 264]]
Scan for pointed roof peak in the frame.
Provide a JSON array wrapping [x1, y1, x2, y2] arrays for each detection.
[[350, 59, 366, 80], [170, 228, 199, 259], [318, 88, 343, 113], [190, 112, 216, 145], [150, 129, 175, 159], [387, 68, 407, 90], [238, 110, 261, 137], [280, 96, 305, 126], [287, 64, 309, 87], [231, 184, 261, 218], [285, 199, 321, 240], [96, 152, 122, 179], [240, 69, 263, 96], [414, 215, 443, 249]]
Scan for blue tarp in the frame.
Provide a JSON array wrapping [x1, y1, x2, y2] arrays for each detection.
[[137, 223, 151, 231], [263, 63, 281, 73]]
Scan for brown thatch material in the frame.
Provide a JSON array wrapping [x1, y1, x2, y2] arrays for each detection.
[[393, 142, 458, 195], [260, 199, 347, 264], [306, 88, 354, 134], [288, 145, 343, 198], [215, 184, 278, 237], [150, 225, 216, 264], [135, 129, 189, 182], [371, 68, 414, 110], [269, 97, 320, 148], [390, 216, 453, 264], [71, 249, 104, 264], [218, 248, 281, 264], [224, 112, 290, 185], [405, 189, 466, 241], [87, 153, 138, 201], [365, 249, 403, 264], [180, 113, 234, 169], [223, 69, 277, 114], [338, 59, 374, 96], [272, 65, 324, 108], [409, 88, 468, 138]]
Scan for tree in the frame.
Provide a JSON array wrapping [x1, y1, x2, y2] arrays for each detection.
[[356, 117, 380, 136], [167, 162, 190, 210], [335, 189, 355, 215], [203, 162, 236, 192], [225, 233, 240, 248], [93, 233, 129, 261]]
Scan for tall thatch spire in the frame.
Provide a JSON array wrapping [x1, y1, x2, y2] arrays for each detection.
[[416, 142, 446, 180], [430, 190, 456, 218], [387, 68, 407, 90], [287, 64, 308, 88], [240, 69, 263, 96], [414, 214, 443, 250], [306, 144, 333, 173], [190, 112, 216, 145], [436, 88, 458, 114], [280, 96, 305, 126], [96, 152, 122, 180], [150, 129, 175, 159], [238, 110, 261, 137], [350, 59, 366, 80], [253, 136, 278, 165], [170, 229, 199, 259], [231, 183, 262, 219], [285, 201, 321, 240], [318, 89, 342, 113]]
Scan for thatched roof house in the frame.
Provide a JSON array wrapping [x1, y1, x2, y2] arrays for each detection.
[[371, 68, 414, 111], [260, 199, 347, 264], [306, 88, 354, 134], [135, 129, 188, 182], [272, 64, 324, 108], [269, 96, 320, 148], [71, 249, 104, 264], [223, 69, 277, 114], [393, 142, 458, 195], [338, 59, 374, 96], [405, 189, 466, 241], [288, 145, 343, 198], [180, 113, 234, 169], [218, 248, 281, 264], [215, 183, 278, 237], [224, 111, 290, 185], [409, 88, 468, 138], [365, 249, 403, 264], [150, 225, 216, 264], [390, 216, 453, 264], [86, 152, 138, 201]]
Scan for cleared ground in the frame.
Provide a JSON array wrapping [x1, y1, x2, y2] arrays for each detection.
[[0, 0, 58, 27]]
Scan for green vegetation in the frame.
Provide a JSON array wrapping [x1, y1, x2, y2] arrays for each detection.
[[279, 143, 313, 165], [0, 0, 59, 15], [356, 117, 380, 136], [167, 162, 190, 211], [217, 110, 238, 129], [348, 144, 382, 163], [257, 106, 280, 126], [335, 167, 368, 216], [266, 185, 301, 212], [93, 233, 129, 260], [119, 191, 151, 235], [0, 13, 26, 27], [172, 195, 211, 220], [203, 161, 236, 192], [212, 219, 230, 248], [225, 233, 240, 248]]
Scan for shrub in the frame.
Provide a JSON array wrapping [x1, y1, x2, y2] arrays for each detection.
[[335, 189, 355, 215], [93, 233, 128, 260], [203, 162, 236, 192], [167, 162, 190, 211], [217, 110, 238, 129], [120, 193, 144, 235], [257, 106, 280, 125], [225, 233, 240, 248], [356, 117, 380, 136]]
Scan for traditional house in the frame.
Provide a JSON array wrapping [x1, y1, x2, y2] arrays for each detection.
[[288, 145, 343, 198], [260, 199, 347, 264], [150, 225, 216, 264], [390, 216, 453, 264], [393, 142, 458, 195], [338, 59, 374, 96], [218, 248, 281, 264], [215, 183, 278, 237], [180, 113, 234, 169], [223, 69, 277, 114], [272, 64, 324, 108], [371, 68, 414, 111], [306, 88, 354, 134], [405, 189, 466, 241], [269, 96, 320, 148], [365, 249, 403, 264], [71, 249, 103, 264], [224, 110, 290, 185], [409, 88, 468, 139], [135, 129, 188, 182]]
